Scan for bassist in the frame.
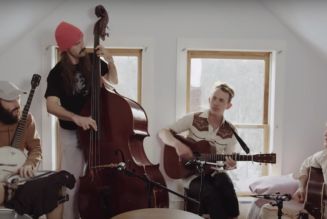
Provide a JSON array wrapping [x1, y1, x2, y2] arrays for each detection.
[[159, 82, 239, 219], [45, 22, 118, 219]]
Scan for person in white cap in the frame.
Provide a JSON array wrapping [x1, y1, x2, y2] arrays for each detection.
[[0, 81, 63, 219], [0, 81, 41, 177], [45, 22, 118, 219]]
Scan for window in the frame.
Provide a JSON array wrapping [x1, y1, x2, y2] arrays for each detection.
[[57, 48, 143, 103], [55, 48, 143, 169], [187, 50, 271, 193]]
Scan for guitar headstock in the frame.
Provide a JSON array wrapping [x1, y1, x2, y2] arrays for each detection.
[[253, 153, 276, 164], [31, 74, 41, 89]]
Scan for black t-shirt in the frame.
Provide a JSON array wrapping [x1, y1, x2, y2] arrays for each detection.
[[44, 54, 109, 130]]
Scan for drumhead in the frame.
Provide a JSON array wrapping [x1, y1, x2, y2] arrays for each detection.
[[6, 171, 55, 185], [0, 206, 32, 219]]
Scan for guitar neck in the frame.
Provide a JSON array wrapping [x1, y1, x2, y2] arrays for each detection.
[[11, 88, 35, 148], [201, 153, 253, 162]]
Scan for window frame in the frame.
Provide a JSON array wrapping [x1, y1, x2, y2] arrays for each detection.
[[56, 48, 143, 104], [186, 50, 272, 179]]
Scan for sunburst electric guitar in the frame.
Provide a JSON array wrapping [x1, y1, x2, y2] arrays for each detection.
[[0, 74, 41, 182]]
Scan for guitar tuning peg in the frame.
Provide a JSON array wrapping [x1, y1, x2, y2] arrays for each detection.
[[265, 163, 267, 166]]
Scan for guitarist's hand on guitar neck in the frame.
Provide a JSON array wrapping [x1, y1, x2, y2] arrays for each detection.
[[223, 152, 237, 170], [210, 153, 237, 170], [12, 164, 35, 178]]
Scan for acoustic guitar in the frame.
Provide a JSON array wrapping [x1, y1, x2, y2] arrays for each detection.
[[163, 135, 276, 179], [0, 74, 41, 182], [302, 166, 325, 219]]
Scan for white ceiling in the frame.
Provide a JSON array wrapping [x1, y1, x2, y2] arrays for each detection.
[[0, 0, 327, 62], [259, 0, 327, 62], [0, 0, 65, 57]]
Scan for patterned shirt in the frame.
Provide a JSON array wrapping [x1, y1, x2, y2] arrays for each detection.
[[168, 109, 238, 188]]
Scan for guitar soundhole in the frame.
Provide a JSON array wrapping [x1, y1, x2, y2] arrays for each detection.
[[193, 151, 200, 158], [184, 151, 201, 171]]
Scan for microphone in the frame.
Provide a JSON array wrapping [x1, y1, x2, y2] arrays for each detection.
[[251, 193, 291, 201], [185, 158, 226, 169], [117, 162, 126, 173]]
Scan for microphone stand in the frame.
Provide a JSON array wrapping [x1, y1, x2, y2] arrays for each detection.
[[117, 162, 200, 208], [186, 158, 226, 217], [267, 192, 286, 219], [196, 160, 205, 216]]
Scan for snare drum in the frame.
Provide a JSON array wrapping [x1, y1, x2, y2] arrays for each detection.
[[0, 206, 32, 219]]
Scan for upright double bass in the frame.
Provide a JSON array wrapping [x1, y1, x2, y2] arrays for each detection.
[[77, 5, 169, 218]]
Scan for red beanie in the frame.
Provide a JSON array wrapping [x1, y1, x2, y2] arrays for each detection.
[[55, 22, 84, 52]]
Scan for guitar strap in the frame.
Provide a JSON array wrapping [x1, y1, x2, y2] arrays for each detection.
[[226, 122, 250, 154]]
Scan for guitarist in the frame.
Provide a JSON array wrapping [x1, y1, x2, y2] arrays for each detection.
[[0, 81, 62, 219], [159, 82, 239, 219], [292, 123, 327, 219]]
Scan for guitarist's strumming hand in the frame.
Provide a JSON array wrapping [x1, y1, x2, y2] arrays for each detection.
[[293, 175, 308, 202], [13, 164, 35, 178], [175, 142, 193, 161], [293, 187, 306, 202]]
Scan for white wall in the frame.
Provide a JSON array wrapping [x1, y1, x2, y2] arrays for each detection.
[[259, 0, 327, 63], [1, 0, 327, 205]]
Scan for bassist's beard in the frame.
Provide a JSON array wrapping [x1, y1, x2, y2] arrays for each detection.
[[0, 103, 22, 125]]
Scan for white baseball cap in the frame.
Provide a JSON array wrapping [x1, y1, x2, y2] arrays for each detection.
[[0, 81, 27, 101]]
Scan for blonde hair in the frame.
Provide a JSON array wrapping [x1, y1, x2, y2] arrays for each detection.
[[212, 81, 235, 103]]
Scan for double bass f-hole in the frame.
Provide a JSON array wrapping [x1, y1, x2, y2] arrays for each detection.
[[115, 150, 125, 163], [115, 150, 134, 174]]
